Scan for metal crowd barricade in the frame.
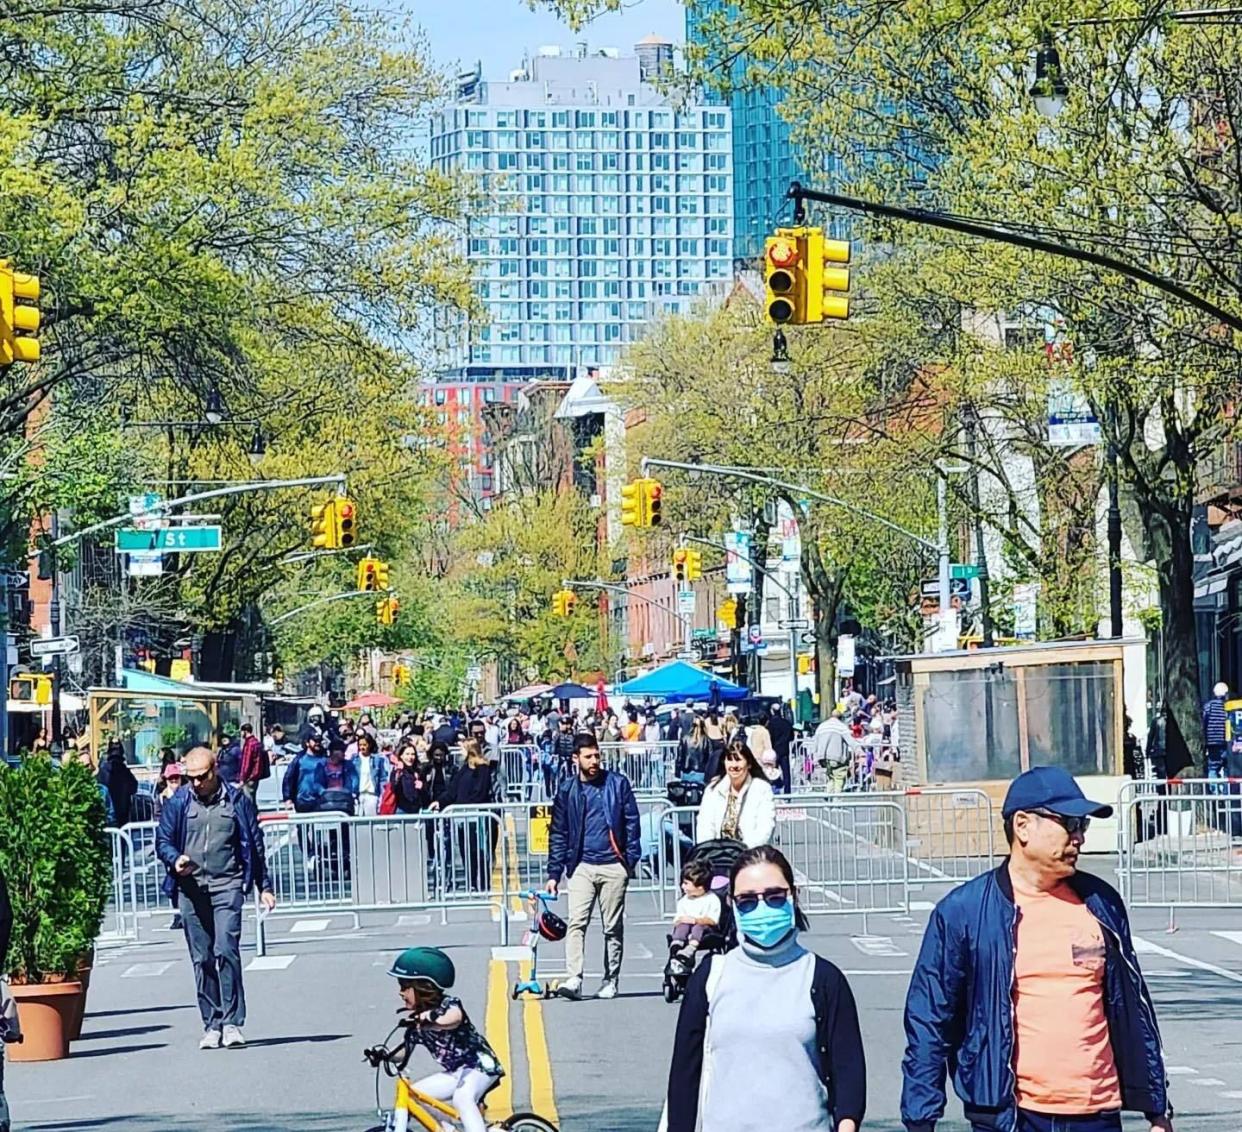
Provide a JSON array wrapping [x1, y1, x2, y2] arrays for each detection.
[[500, 743, 548, 802], [599, 741, 677, 792], [255, 810, 508, 955], [1118, 777, 1242, 927], [101, 827, 139, 945], [657, 797, 909, 928], [896, 787, 996, 889]]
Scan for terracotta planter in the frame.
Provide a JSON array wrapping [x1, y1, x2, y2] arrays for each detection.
[[68, 955, 94, 1042], [9, 980, 82, 1062]]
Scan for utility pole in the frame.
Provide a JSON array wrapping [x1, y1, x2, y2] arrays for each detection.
[[48, 514, 62, 747], [1106, 397, 1124, 638], [964, 404, 995, 647]]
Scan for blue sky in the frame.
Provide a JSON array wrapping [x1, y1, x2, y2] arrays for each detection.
[[407, 0, 685, 80]]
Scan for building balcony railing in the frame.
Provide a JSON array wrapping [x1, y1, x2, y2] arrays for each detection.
[[1197, 438, 1242, 505]]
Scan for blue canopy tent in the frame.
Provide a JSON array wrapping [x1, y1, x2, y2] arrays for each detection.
[[614, 661, 747, 704]]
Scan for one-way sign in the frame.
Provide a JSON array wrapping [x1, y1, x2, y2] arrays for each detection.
[[778, 618, 810, 631], [30, 635, 79, 657]]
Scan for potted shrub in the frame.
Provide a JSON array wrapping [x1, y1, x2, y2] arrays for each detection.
[[0, 754, 110, 1060]]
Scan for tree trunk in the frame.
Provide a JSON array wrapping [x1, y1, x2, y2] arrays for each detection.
[[1140, 498, 1200, 776]]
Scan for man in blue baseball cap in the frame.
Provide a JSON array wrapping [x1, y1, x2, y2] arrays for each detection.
[[901, 765, 1172, 1132]]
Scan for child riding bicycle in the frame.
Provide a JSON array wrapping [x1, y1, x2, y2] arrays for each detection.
[[381, 947, 505, 1132]]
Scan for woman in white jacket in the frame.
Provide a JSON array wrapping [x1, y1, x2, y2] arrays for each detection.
[[695, 740, 776, 848]]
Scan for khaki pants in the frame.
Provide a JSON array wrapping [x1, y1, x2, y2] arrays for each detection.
[[565, 862, 629, 983], [825, 764, 849, 794]]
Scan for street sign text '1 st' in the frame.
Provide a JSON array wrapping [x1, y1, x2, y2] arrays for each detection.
[[115, 526, 222, 553]]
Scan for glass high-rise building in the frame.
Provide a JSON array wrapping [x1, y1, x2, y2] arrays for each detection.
[[430, 43, 734, 383]]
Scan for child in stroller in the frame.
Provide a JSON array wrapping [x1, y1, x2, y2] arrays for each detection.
[[662, 838, 744, 1003]]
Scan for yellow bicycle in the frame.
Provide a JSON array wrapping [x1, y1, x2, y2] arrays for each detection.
[[363, 1038, 558, 1132]]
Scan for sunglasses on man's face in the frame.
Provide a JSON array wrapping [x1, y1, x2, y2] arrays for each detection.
[[1030, 809, 1091, 836], [733, 887, 791, 915], [186, 771, 212, 785]]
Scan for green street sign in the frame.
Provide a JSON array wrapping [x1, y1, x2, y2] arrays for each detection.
[[115, 526, 222, 553], [951, 563, 981, 581], [692, 628, 716, 640]]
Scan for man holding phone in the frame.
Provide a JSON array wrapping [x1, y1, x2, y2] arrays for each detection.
[[156, 746, 276, 1050]]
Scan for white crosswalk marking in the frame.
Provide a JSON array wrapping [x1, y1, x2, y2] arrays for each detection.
[[289, 918, 330, 933], [1210, 930, 1242, 947], [246, 955, 296, 971], [850, 935, 908, 958], [1166, 1066, 1199, 1076], [121, 961, 174, 978]]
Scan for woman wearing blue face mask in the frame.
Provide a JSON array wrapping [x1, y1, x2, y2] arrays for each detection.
[[664, 844, 866, 1132]]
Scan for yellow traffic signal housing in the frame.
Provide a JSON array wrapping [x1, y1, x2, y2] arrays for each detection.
[[10, 672, 51, 704], [686, 549, 703, 581], [394, 662, 410, 686], [374, 560, 390, 590], [334, 497, 357, 548], [641, 478, 663, 527], [376, 596, 399, 625], [673, 548, 688, 583], [311, 500, 336, 549], [0, 263, 41, 365], [764, 233, 803, 325], [718, 597, 738, 629], [357, 557, 378, 592], [797, 653, 814, 675], [803, 228, 850, 322], [620, 480, 642, 527], [552, 588, 577, 617]]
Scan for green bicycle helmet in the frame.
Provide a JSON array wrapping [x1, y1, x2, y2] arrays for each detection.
[[388, 946, 456, 989]]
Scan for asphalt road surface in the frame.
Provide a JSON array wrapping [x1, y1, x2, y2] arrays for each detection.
[[13, 859, 1242, 1131]]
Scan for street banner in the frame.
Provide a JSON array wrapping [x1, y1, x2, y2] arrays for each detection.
[[724, 531, 752, 595]]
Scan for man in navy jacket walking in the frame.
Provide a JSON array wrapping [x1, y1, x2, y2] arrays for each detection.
[[156, 746, 276, 1050], [545, 732, 640, 1001], [902, 766, 1171, 1132]]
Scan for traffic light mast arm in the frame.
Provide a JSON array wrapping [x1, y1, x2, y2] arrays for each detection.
[[41, 474, 348, 556], [269, 587, 392, 627], [561, 577, 693, 631], [640, 457, 939, 551], [786, 180, 1242, 334], [679, 533, 797, 601], [282, 543, 375, 564]]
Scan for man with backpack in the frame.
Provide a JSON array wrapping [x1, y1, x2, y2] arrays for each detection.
[[813, 709, 858, 794], [237, 722, 269, 805]]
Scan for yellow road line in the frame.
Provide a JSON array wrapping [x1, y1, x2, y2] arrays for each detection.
[[484, 958, 514, 1120], [519, 959, 560, 1125], [506, 812, 524, 915]]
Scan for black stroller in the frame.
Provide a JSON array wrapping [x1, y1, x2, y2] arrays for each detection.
[[662, 837, 745, 1004]]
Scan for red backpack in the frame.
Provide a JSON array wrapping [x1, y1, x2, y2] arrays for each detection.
[[377, 780, 398, 816]]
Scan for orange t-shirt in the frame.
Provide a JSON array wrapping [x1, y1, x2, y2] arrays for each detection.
[[1011, 873, 1122, 1114]]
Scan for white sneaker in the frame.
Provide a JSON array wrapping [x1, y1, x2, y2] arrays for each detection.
[[556, 976, 582, 1000], [596, 980, 618, 1000], [221, 1024, 246, 1048], [199, 1029, 222, 1050]]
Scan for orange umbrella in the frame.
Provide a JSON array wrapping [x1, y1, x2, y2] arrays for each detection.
[[342, 691, 400, 710]]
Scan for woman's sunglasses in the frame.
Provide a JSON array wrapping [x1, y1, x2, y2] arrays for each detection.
[[733, 887, 791, 915]]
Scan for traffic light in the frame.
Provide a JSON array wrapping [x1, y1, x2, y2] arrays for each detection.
[[718, 597, 738, 629], [642, 478, 663, 527], [620, 480, 642, 527], [333, 497, 357, 548], [374, 560, 390, 590], [686, 549, 703, 581], [673, 548, 688, 583], [764, 232, 802, 325], [376, 596, 399, 626], [798, 653, 814, 675], [765, 227, 850, 325], [552, 588, 577, 616], [394, 662, 410, 686], [0, 262, 41, 365], [10, 672, 51, 705], [311, 500, 336, 549], [357, 557, 377, 592], [804, 227, 850, 322]]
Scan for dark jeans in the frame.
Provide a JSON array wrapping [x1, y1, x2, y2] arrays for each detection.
[[973, 1112, 1122, 1132], [180, 885, 246, 1030]]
